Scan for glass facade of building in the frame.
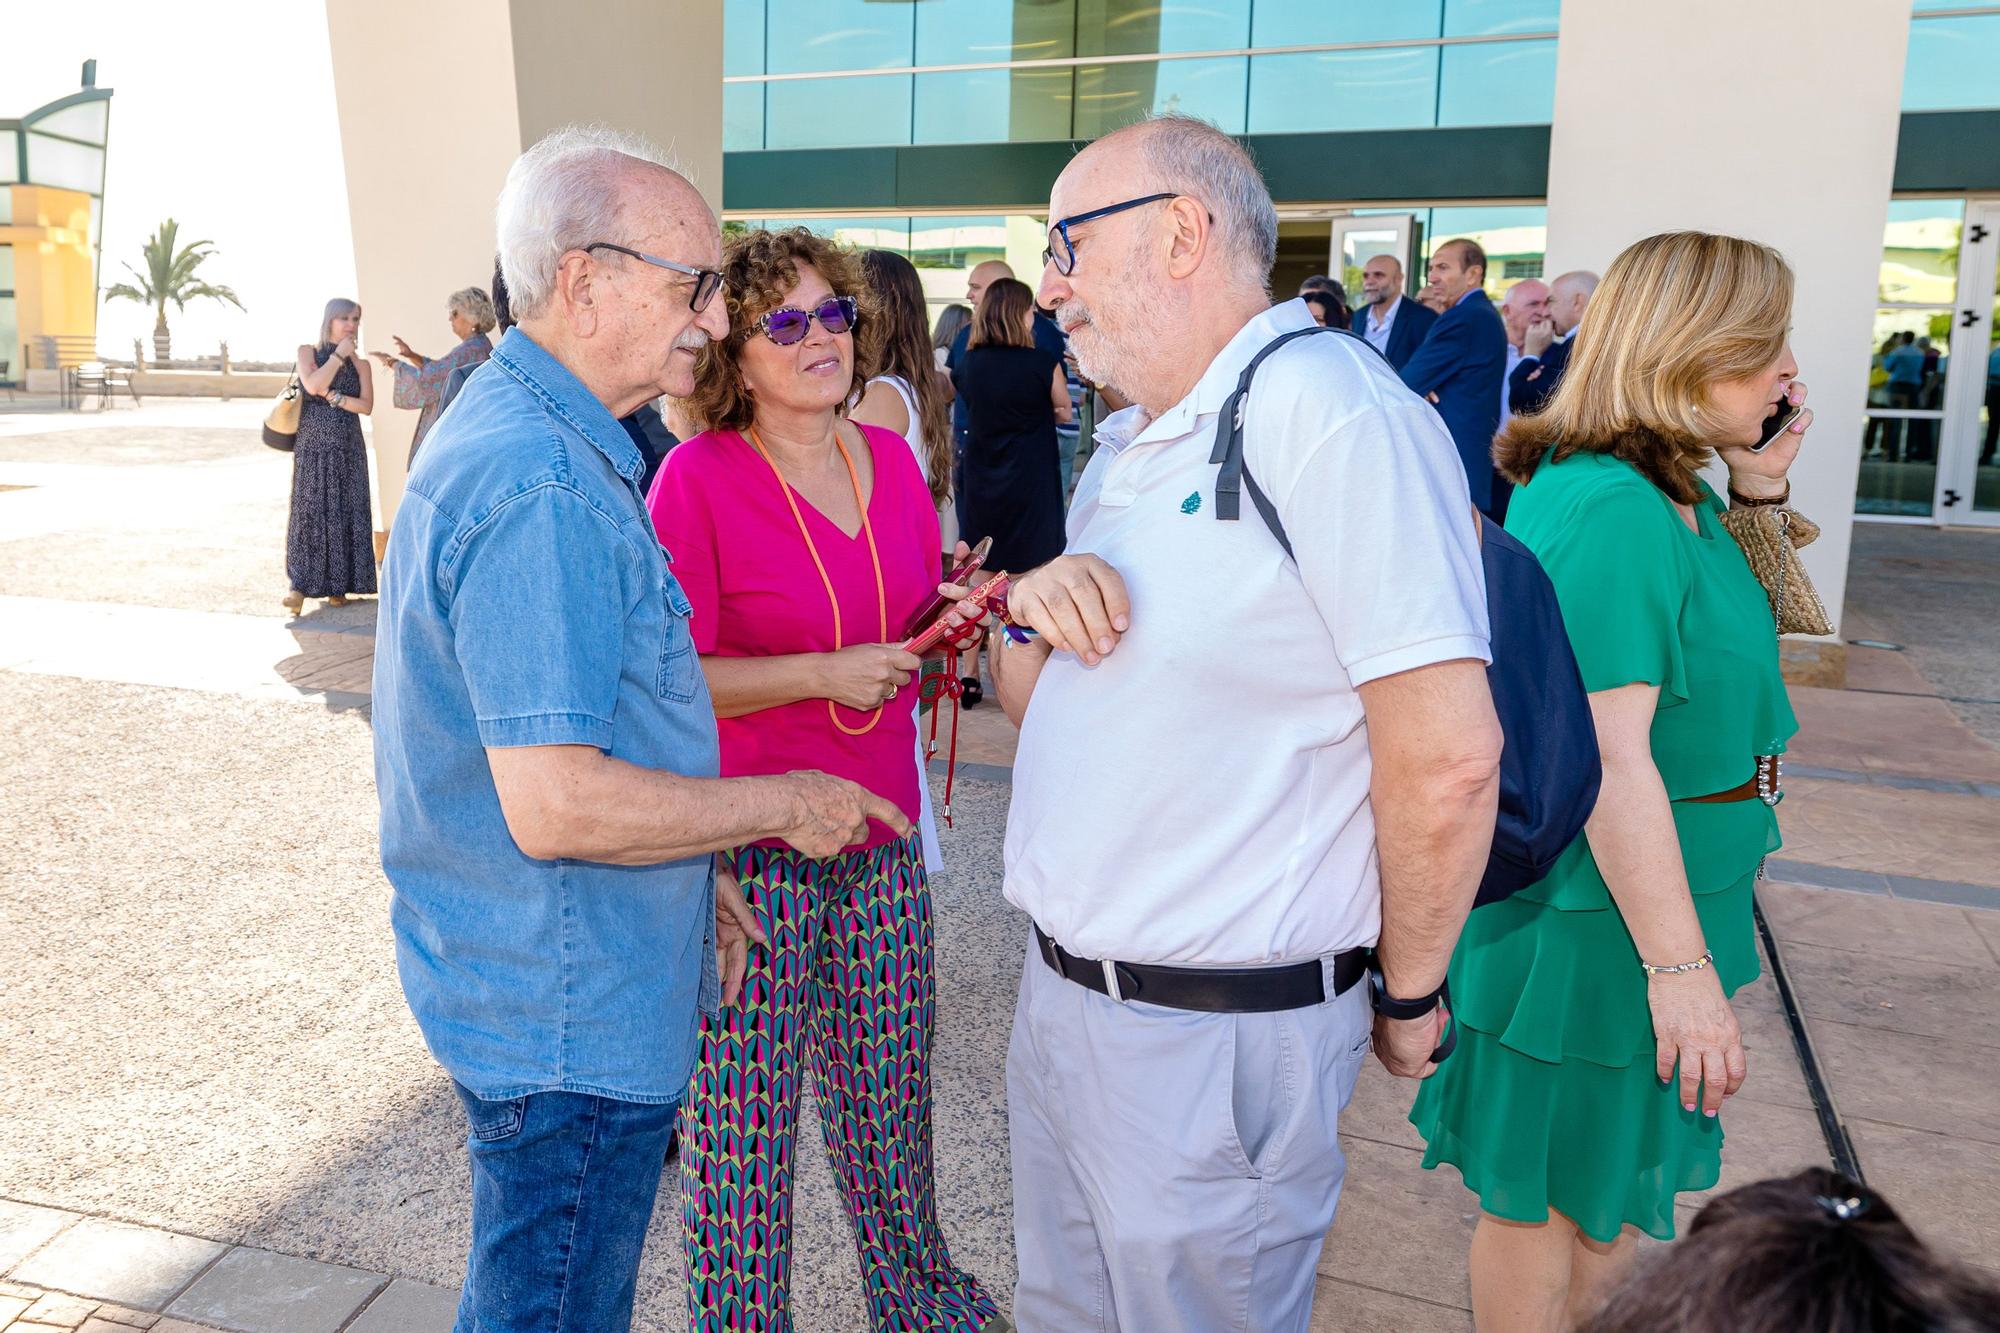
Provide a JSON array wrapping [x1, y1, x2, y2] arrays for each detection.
[[724, 0, 1561, 151], [1905, 3, 2000, 110], [1, 76, 113, 382]]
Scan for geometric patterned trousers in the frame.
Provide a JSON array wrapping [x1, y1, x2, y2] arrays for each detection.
[[679, 831, 999, 1332]]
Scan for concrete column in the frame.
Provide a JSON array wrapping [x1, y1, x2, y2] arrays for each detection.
[[1543, 0, 1912, 661], [323, 0, 722, 536]]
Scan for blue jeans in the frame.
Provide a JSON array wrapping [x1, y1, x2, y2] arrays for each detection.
[[452, 1082, 680, 1333]]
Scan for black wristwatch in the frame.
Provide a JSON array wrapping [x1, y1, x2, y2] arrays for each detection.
[[1367, 966, 1447, 1020], [1367, 965, 1458, 1064]]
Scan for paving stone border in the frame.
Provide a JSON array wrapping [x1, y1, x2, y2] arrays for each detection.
[[0, 1201, 455, 1333]]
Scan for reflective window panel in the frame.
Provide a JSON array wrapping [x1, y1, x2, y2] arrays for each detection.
[[1904, 13, 2000, 112], [724, 83, 765, 152], [1878, 199, 1962, 305], [1444, 0, 1561, 37], [1425, 205, 1549, 296], [914, 67, 1073, 145], [1075, 0, 1252, 57], [0, 131, 19, 185], [916, 0, 1077, 66], [28, 99, 109, 144], [762, 74, 913, 148], [24, 134, 105, 194], [724, 0, 766, 76], [1247, 46, 1437, 133], [1072, 57, 1248, 138], [1251, 0, 1442, 47], [764, 0, 913, 74], [1436, 37, 1556, 126], [1858, 307, 1952, 516], [0, 243, 12, 289]]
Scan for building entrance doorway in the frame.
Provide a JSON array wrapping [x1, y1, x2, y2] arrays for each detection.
[[1859, 196, 2000, 525], [1938, 198, 2000, 526]]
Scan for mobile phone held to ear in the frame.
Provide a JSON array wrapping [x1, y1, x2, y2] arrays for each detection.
[[1753, 398, 1805, 453], [902, 535, 993, 638]]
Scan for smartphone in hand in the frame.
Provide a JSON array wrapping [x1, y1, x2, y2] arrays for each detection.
[[901, 535, 992, 638]]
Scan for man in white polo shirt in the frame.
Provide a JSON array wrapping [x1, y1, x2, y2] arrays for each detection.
[[991, 114, 1502, 1332]]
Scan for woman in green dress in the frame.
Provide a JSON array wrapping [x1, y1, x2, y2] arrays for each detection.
[[1408, 231, 1813, 1331]]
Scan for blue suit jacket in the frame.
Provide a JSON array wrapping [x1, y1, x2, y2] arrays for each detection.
[[1399, 289, 1509, 512], [1507, 334, 1574, 416], [1373, 295, 1438, 372]]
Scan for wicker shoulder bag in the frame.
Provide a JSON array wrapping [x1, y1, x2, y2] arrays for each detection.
[[1717, 501, 1833, 637]]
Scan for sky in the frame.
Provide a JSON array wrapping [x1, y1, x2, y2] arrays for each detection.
[[6, 1, 357, 363]]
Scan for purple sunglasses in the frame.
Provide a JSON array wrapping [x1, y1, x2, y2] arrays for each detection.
[[752, 295, 858, 346]]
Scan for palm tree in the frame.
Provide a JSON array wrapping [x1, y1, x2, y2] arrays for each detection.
[[103, 218, 244, 363]]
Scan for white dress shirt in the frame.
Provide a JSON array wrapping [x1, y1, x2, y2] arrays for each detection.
[[1361, 295, 1401, 354], [1002, 300, 1491, 966]]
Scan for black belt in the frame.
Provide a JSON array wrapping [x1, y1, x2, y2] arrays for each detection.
[[1033, 925, 1368, 1014]]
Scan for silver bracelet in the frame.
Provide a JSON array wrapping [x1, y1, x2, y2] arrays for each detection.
[[1640, 950, 1713, 977]]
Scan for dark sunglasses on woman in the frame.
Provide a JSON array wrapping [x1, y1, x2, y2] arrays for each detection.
[[753, 296, 859, 346]]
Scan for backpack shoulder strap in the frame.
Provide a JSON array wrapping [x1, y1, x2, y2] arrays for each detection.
[[1209, 323, 1369, 559]]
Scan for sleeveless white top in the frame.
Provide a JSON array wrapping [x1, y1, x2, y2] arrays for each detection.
[[869, 373, 959, 554], [867, 371, 951, 877]]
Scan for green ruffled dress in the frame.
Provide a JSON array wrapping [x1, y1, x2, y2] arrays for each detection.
[[1408, 451, 1798, 1244]]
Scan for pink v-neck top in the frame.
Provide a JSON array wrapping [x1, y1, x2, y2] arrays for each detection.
[[647, 423, 940, 848]]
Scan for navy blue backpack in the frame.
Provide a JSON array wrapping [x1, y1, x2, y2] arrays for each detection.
[[1211, 326, 1601, 906]]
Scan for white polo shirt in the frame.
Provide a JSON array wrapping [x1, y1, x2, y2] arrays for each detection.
[[1002, 300, 1490, 967]]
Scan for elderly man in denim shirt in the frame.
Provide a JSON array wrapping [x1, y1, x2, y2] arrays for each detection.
[[373, 127, 905, 1333]]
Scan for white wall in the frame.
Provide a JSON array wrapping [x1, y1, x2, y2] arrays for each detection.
[[323, 0, 724, 531], [324, 0, 523, 529], [1543, 0, 1913, 636]]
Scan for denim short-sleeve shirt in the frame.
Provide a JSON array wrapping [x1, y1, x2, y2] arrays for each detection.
[[373, 328, 720, 1103]]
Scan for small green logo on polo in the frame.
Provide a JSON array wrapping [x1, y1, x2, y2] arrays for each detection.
[[1181, 491, 1202, 514]]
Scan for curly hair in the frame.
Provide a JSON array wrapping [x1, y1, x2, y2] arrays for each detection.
[[675, 227, 883, 435]]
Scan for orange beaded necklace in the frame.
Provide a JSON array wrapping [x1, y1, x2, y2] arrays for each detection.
[[745, 423, 889, 737]]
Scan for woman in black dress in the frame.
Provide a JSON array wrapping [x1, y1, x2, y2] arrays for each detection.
[[284, 299, 377, 615], [950, 278, 1073, 573]]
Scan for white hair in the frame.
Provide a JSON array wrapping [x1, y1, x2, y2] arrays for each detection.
[[447, 286, 496, 334], [495, 125, 689, 321], [1126, 113, 1278, 294]]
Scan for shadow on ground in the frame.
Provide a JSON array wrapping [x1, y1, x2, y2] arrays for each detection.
[[0, 670, 1021, 1331]]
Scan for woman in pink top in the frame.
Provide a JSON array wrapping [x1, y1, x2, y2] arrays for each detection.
[[648, 228, 1002, 1333]]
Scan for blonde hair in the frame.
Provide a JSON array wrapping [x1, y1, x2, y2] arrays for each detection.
[[448, 286, 497, 334], [318, 298, 360, 347], [1495, 231, 1792, 504]]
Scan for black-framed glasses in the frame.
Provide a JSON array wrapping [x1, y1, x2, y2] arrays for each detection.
[[582, 242, 725, 312], [1042, 192, 1179, 276], [751, 295, 859, 347]]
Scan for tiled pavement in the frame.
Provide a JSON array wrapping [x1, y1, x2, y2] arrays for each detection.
[[5, 403, 2000, 1330]]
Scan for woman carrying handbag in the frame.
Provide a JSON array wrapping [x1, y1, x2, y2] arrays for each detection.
[[282, 298, 376, 614]]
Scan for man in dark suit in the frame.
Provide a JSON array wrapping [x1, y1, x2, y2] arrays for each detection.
[[1399, 239, 1509, 514], [1356, 254, 1438, 371], [1508, 269, 1598, 417]]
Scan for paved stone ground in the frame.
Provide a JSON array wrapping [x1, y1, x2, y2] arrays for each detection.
[[3, 401, 1998, 1331]]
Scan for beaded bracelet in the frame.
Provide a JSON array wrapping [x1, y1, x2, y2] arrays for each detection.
[[1727, 483, 1790, 508], [1640, 950, 1713, 976]]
